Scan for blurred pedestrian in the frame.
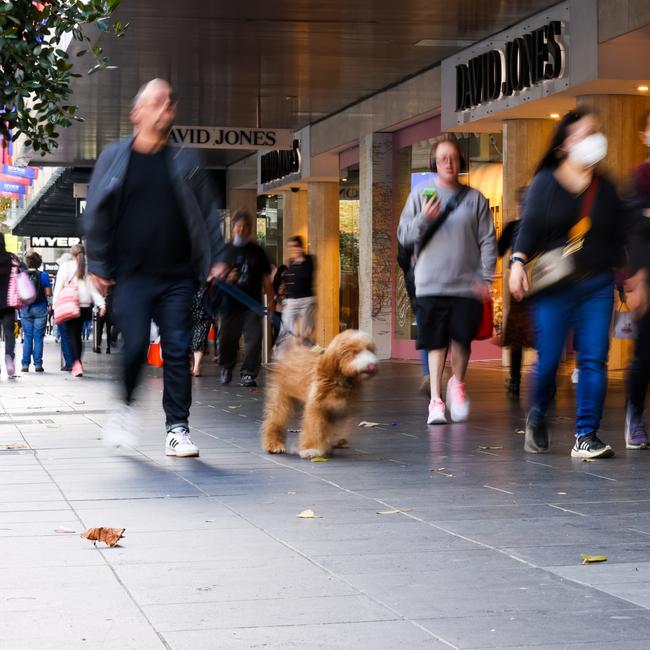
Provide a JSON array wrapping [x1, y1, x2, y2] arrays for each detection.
[[53, 244, 106, 377], [0, 234, 21, 377], [510, 107, 625, 458], [271, 264, 287, 345], [94, 286, 114, 354], [190, 287, 211, 377], [280, 236, 315, 341], [20, 250, 51, 373], [84, 78, 227, 456], [497, 186, 535, 397], [55, 253, 75, 371], [219, 209, 273, 388], [397, 133, 496, 425], [623, 109, 650, 449]]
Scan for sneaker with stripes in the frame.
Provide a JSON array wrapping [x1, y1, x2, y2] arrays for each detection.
[[165, 426, 199, 457], [571, 432, 614, 459]]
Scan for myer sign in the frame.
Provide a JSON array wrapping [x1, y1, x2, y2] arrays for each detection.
[[30, 236, 81, 248], [168, 126, 294, 151], [441, 0, 598, 129]]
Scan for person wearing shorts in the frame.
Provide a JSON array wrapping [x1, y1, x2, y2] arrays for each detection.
[[398, 134, 496, 425]]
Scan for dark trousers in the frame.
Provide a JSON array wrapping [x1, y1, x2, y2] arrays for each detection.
[[114, 275, 194, 429], [96, 312, 113, 351], [510, 347, 523, 384], [219, 309, 263, 378], [67, 307, 93, 362], [0, 308, 15, 359], [628, 306, 650, 417], [58, 321, 75, 368]]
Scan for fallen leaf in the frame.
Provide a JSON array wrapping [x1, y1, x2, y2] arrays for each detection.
[[430, 467, 447, 472], [514, 429, 525, 435], [478, 445, 503, 450], [296, 509, 322, 519], [581, 554, 607, 564], [1, 442, 28, 450], [557, 492, 567, 495], [81, 527, 125, 547], [54, 527, 76, 534], [358, 421, 382, 428], [310, 457, 329, 462], [227, 405, 241, 410], [377, 508, 412, 515]]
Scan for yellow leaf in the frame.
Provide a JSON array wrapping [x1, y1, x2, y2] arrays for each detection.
[[581, 554, 607, 564], [310, 457, 329, 462], [296, 509, 322, 519]]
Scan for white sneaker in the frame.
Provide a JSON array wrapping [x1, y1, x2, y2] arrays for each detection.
[[446, 375, 470, 423], [165, 426, 199, 457], [102, 403, 137, 449], [427, 399, 447, 425]]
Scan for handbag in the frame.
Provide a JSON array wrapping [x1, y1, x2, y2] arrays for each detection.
[[474, 296, 494, 340], [16, 269, 37, 305], [613, 304, 636, 339], [7, 262, 21, 308], [54, 279, 80, 324], [526, 176, 599, 295]]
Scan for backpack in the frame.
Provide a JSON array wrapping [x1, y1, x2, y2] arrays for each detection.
[[28, 270, 46, 304]]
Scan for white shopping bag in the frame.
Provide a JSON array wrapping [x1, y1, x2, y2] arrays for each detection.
[[613, 306, 636, 339]]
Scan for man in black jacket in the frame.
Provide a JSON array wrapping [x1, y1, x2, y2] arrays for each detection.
[[84, 78, 227, 457]]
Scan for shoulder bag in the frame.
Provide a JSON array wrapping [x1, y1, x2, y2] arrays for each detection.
[[526, 176, 599, 296], [54, 271, 80, 325]]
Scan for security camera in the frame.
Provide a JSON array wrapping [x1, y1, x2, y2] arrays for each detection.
[[290, 187, 300, 193]]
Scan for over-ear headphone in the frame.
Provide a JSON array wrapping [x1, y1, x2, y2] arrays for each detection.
[[428, 138, 468, 173]]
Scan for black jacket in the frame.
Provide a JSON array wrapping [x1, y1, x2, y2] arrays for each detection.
[[83, 137, 227, 281], [627, 162, 650, 273]]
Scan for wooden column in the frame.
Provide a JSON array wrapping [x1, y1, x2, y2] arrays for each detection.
[[578, 94, 650, 370], [281, 189, 308, 264], [307, 182, 340, 346], [228, 188, 258, 237]]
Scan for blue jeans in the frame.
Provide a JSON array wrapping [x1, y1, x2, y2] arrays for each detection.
[[21, 303, 48, 367], [113, 275, 195, 429], [414, 307, 430, 377], [530, 273, 614, 438], [58, 321, 75, 368]]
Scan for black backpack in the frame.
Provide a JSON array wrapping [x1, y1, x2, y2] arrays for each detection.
[[28, 270, 46, 304]]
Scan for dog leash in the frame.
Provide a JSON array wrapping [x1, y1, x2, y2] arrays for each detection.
[[205, 279, 317, 348]]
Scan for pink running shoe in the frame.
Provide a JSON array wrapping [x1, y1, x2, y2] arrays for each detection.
[[71, 361, 84, 377], [446, 375, 470, 422], [427, 399, 447, 425]]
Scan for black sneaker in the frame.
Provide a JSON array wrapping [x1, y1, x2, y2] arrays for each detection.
[[240, 374, 257, 388], [571, 432, 614, 459], [34, 366, 44, 373], [21, 365, 29, 373], [220, 368, 232, 385], [524, 408, 549, 453]]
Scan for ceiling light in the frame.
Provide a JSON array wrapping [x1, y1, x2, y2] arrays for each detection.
[[638, 85, 649, 92], [549, 113, 560, 119], [340, 177, 348, 182]]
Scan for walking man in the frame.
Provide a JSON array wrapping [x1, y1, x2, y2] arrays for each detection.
[[84, 78, 227, 457]]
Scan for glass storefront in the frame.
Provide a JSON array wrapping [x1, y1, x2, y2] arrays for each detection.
[[339, 164, 359, 331], [256, 194, 283, 266], [394, 133, 504, 343]]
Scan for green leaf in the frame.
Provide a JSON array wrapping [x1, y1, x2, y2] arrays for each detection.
[[96, 18, 109, 32], [87, 63, 102, 75]]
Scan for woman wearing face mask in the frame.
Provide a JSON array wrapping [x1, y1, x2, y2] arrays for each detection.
[[510, 107, 626, 459], [622, 110, 650, 448]]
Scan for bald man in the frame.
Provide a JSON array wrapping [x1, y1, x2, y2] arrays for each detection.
[[84, 79, 227, 457]]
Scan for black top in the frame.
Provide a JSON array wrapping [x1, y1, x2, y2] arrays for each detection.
[[285, 255, 314, 299], [115, 148, 192, 278], [514, 169, 626, 274], [627, 161, 650, 273], [0, 253, 16, 311], [224, 242, 272, 313]]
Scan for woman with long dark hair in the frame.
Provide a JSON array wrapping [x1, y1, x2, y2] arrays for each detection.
[[53, 244, 105, 377], [20, 250, 51, 373], [510, 106, 626, 459], [0, 234, 21, 377]]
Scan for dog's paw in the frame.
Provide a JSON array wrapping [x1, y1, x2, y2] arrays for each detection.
[[333, 438, 348, 449], [298, 448, 328, 460], [264, 442, 286, 454]]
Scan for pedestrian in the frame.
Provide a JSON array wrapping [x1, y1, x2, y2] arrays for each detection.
[[271, 264, 287, 345], [0, 234, 21, 377], [219, 209, 273, 388], [84, 78, 227, 457], [20, 250, 51, 373], [397, 133, 496, 425], [55, 253, 75, 371], [280, 236, 316, 341], [509, 106, 626, 459], [622, 108, 650, 449], [497, 186, 535, 397], [53, 244, 106, 377], [94, 286, 114, 354], [190, 286, 212, 377]]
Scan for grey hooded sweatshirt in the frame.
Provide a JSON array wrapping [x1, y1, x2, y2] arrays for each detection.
[[397, 180, 497, 298]]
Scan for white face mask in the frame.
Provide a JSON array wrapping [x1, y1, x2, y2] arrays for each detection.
[[232, 234, 249, 247], [568, 132, 608, 168]]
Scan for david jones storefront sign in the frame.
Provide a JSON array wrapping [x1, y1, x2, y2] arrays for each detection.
[[168, 126, 294, 151], [456, 20, 564, 111]]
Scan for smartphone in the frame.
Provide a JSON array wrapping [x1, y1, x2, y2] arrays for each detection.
[[422, 188, 438, 200]]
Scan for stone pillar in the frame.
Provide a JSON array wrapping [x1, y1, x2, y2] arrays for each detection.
[[358, 132, 393, 359], [281, 189, 308, 264], [228, 188, 258, 237], [307, 182, 340, 346], [578, 94, 650, 370]]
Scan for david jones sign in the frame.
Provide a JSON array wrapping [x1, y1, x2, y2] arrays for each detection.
[[456, 20, 564, 111], [168, 126, 294, 151]]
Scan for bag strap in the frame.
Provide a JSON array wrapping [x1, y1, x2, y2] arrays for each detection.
[[568, 175, 599, 241], [418, 185, 470, 253]]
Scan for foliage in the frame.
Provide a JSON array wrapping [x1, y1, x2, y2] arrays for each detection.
[[0, 0, 128, 155]]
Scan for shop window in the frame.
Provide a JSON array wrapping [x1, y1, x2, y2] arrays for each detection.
[[339, 164, 359, 331], [256, 194, 283, 267]]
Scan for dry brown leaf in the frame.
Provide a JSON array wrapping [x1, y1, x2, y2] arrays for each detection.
[[81, 527, 125, 547], [358, 421, 382, 428]]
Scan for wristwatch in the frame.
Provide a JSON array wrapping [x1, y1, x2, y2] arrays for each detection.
[[509, 255, 527, 268]]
